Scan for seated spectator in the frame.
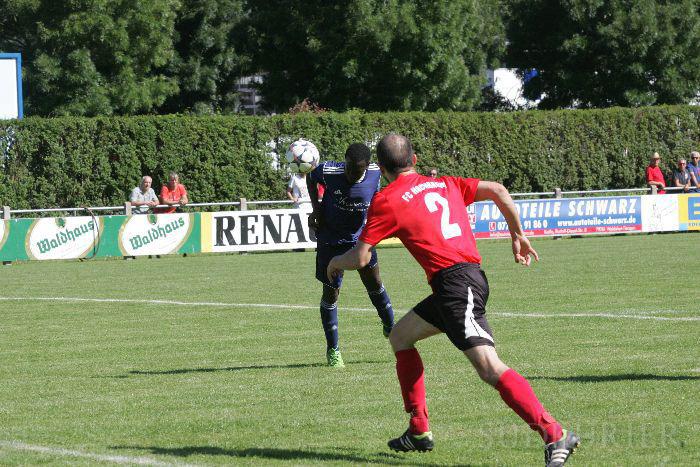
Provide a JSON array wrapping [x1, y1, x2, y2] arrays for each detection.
[[645, 152, 666, 194], [287, 172, 311, 208], [428, 167, 439, 178], [129, 176, 159, 214], [688, 151, 700, 192], [672, 158, 693, 193], [158, 171, 189, 213]]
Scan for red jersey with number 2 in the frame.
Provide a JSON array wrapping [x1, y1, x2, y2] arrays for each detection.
[[359, 172, 481, 283]]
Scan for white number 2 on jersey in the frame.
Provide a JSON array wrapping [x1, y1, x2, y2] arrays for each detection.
[[424, 192, 462, 239]]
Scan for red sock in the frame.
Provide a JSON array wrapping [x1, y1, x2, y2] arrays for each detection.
[[496, 369, 562, 443], [395, 349, 430, 434]]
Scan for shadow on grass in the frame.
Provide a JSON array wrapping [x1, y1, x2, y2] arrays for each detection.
[[110, 445, 477, 466], [528, 373, 700, 383], [124, 360, 388, 376]]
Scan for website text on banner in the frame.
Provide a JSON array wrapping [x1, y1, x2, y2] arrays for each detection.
[[470, 196, 643, 238]]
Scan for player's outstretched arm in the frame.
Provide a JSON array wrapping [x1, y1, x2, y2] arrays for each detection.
[[327, 241, 374, 282], [475, 181, 539, 266]]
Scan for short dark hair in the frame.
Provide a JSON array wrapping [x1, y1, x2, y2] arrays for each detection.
[[345, 143, 371, 165], [376, 133, 413, 173]]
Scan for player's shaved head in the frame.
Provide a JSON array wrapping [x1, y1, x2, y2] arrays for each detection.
[[377, 133, 413, 174]]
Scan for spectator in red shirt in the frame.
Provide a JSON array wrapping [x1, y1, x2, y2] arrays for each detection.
[[646, 152, 666, 194], [327, 134, 579, 466], [158, 172, 189, 213]]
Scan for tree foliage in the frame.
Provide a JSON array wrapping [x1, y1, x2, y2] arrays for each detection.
[[4, 0, 699, 116], [249, 0, 505, 112], [0, 0, 180, 116], [160, 0, 251, 114], [506, 0, 700, 109]]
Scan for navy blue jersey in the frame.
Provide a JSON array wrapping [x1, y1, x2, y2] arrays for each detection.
[[309, 161, 381, 245]]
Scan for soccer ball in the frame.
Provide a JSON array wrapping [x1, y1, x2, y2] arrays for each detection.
[[286, 139, 320, 174]]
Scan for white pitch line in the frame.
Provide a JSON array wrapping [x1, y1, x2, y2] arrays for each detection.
[[0, 296, 697, 322], [492, 312, 700, 322], [0, 440, 195, 466]]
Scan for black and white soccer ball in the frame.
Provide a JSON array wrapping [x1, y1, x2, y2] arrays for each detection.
[[286, 139, 320, 174]]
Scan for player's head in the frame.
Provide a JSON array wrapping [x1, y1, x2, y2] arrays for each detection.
[[344, 143, 371, 183], [376, 133, 416, 176]]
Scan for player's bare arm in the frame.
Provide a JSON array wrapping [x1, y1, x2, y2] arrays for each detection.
[[475, 181, 539, 266], [327, 241, 373, 282]]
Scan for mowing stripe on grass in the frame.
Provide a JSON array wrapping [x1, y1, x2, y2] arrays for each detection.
[[0, 440, 194, 466], [1, 296, 698, 322]]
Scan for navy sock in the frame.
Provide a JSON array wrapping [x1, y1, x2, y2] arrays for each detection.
[[368, 285, 394, 328], [320, 300, 339, 350]]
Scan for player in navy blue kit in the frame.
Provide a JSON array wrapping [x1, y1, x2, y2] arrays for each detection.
[[307, 143, 395, 368]]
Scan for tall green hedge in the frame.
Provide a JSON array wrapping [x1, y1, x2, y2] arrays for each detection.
[[1, 106, 698, 210]]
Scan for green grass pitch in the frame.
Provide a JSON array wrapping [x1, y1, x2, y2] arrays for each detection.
[[0, 233, 698, 465]]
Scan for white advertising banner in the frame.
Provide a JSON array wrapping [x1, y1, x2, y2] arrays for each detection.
[[27, 216, 102, 260], [203, 209, 317, 252], [119, 213, 193, 256], [0, 54, 22, 119], [641, 194, 680, 232]]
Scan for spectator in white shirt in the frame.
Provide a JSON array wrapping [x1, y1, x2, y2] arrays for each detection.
[[287, 173, 311, 208], [129, 176, 159, 214]]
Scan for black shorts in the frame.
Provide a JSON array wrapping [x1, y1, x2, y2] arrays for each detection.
[[413, 262, 495, 351], [315, 243, 378, 289]]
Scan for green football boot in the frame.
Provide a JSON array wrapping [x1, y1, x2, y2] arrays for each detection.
[[383, 323, 393, 338], [326, 348, 345, 368]]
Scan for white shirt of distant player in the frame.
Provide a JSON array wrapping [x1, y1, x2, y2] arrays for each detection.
[[288, 173, 311, 208]]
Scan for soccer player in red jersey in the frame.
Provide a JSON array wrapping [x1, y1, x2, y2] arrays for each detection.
[[327, 134, 579, 467]]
